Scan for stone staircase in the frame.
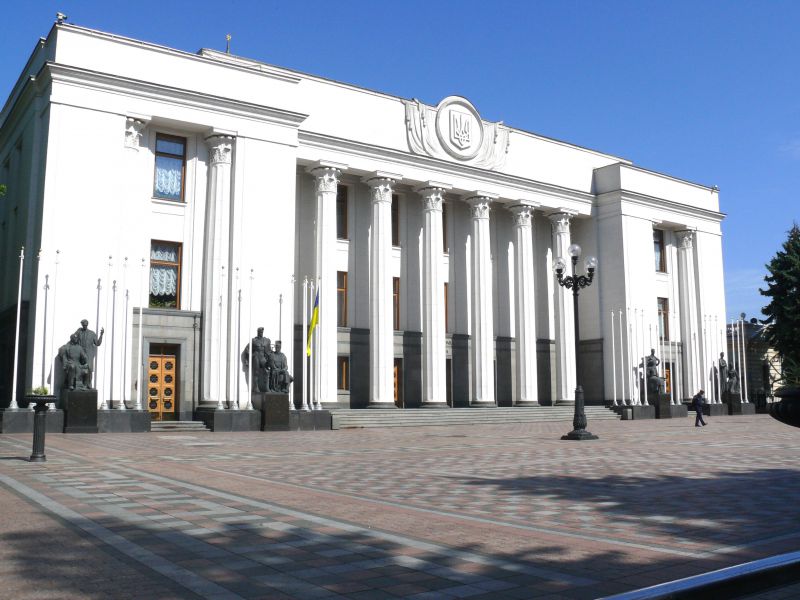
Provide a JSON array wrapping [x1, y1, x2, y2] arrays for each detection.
[[329, 405, 619, 430], [150, 420, 211, 433]]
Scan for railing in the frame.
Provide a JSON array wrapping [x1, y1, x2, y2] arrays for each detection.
[[598, 549, 800, 599]]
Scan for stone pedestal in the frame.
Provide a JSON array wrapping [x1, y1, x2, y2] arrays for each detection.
[[195, 408, 260, 432], [98, 410, 151, 433], [653, 393, 673, 419], [702, 403, 728, 417], [63, 390, 98, 433], [288, 410, 332, 431], [724, 392, 755, 415], [0, 409, 33, 433], [620, 405, 656, 420], [261, 393, 291, 431]]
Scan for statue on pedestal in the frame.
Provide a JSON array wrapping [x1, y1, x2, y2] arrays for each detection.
[[643, 349, 665, 396], [73, 319, 103, 388], [59, 334, 90, 390], [727, 369, 741, 395], [719, 352, 729, 393], [241, 328, 273, 392], [270, 340, 294, 393]]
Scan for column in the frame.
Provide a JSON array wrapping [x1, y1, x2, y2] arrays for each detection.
[[676, 230, 700, 399], [417, 183, 451, 408], [510, 202, 539, 406], [549, 212, 577, 405], [364, 173, 402, 407], [306, 162, 347, 407], [202, 134, 234, 407], [465, 193, 497, 406]]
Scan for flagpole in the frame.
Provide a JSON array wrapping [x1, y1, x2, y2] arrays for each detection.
[[10, 247, 24, 410], [610, 311, 617, 406], [109, 280, 117, 409], [245, 269, 254, 410], [302, 277, 309, 411], [120, 257, 128, 409], [314, 277, 322, 410], [50, 250, 60, 398], [41, 270, 49, 389], [135, 258, 145, 411], [236, 267, 241, 409], [618, 310, 626, 405]]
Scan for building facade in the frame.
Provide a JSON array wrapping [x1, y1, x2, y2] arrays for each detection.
[[0, 23, 728, 418]]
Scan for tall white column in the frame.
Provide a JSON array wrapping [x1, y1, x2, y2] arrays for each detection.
[[549, 212, 577, 405], [676, 230, 700, 398], [465, 193, 497, 406], [202, 134, 234, 406], [510, 202, 539, 406], [307, 162, 346, 407], [364, 173, 402, 407], [417, 183, 451, 408]]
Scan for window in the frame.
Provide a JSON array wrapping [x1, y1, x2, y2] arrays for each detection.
[[336, 185, 348, 240], [444, 282, 449, 332], [337, 271, 348, 327], [653, 229, 666, 272], [154, 134, 186, 201], [391, 193, 400, 246], [442, 201, 449, 253], [657, 297, 669, 340], [150, 241, 182, 308], [393, 277, 400, 331], [337, 356, 349, 391]]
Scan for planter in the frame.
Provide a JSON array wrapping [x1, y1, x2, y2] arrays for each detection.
[[768, 386, 800, 428], [24, 394, 57, 408]]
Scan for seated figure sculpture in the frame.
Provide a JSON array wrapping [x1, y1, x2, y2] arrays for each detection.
[[60, 333, 90, 390], [270, 340, 294, 393]]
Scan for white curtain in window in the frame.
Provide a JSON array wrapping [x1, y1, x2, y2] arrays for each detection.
[[150, 266, 178, 296], [155, 157, 182, 198], [151, 243, 178, 262]]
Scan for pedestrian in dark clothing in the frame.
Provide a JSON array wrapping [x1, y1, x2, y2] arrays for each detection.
[[692, 390, 707, 427]]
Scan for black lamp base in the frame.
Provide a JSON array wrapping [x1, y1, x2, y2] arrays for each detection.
[[561, 429, 599, 441]]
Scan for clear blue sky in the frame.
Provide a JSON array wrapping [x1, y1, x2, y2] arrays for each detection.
[[2, 1, 798, 320]]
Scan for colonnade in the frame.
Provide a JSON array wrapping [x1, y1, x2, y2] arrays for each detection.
[[305, 165, 582, 408]]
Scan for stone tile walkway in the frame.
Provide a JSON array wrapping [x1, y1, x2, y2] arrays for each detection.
[[0, 414, 798, 599]]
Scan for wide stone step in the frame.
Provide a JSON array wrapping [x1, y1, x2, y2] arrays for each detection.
[[329, 406, 619, 429], [150, 421, 211, 432]]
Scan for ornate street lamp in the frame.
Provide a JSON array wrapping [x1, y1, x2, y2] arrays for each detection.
[[554, 243, 599, 440]]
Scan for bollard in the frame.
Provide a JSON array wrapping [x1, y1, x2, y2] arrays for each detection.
[[29, 399, 49, 462]]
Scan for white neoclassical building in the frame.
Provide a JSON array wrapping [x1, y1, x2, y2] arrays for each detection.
[[0, 23, 728, 420]]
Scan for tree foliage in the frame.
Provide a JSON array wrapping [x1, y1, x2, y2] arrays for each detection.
[[761, 223, 800, 383], [0, 183, 6, 196]]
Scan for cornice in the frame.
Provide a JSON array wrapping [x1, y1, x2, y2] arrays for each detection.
[[58, 24, 301, 84], [595, 189, 726, 224], [298, 130, 595, 209], [40, 62, 309, 129]]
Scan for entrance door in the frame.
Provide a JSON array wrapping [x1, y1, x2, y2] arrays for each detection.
[[446, 358, 453, 407], [147, 351, 177, 421]]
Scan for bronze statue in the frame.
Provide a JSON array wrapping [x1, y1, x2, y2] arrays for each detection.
[[727, 369, 741, 394], [74, 319, 104, 388], [642, 349, 665, 396], [719, 352, 729, 393], [270, 340, 293, 393], [241, 328, 273, 392], [60, 334, 90, 390]]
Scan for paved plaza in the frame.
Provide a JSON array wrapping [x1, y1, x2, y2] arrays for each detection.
[[0, 414, 798, 599]]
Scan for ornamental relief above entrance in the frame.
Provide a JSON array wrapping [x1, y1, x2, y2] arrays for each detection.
[[403, 96, 510, 170]]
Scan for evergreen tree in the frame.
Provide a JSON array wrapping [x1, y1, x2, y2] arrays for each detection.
[[760, 223, 800, 383]]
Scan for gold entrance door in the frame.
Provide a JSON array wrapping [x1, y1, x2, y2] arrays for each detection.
[[394, 358, 403, 408], [147, 354, 177, 421]]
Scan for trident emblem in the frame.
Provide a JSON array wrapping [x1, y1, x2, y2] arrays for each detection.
[[450, 111, 471, 149]]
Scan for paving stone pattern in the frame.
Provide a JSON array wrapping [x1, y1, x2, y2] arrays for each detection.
[[0, 415, 798, 599]]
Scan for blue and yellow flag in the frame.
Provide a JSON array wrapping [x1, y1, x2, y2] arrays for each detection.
[[306, 290, 319, 356]]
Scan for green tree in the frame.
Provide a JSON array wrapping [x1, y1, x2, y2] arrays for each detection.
[[0, 183, 6, 196], [760, 223, 800, 383]]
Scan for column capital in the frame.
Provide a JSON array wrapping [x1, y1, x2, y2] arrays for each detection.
[[548, 211, 576, 234], [124, 116, 148, 150], [307, 161, 347, 194], [205, 134, 235, 165], [676, 229, 695, 249], [417, 182, 451, 212], [508, 202, 539, 228], [363, 171, 402, 203], [464, 192, 498, 220]]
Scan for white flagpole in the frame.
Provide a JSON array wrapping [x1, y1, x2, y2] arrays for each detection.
[[302, 277, 309, 411], [135, 258, 145, 411], [245, 269, 254, 410], [236, 267, 241, 409], [628, 307, 636, 404], [50, 250, 60, 397], [100, 257, 112, 409], [641, 309, 648, 406], [611, 311, 617, 406], [618, 310, 627, 405], [314, 277, 322, 410], [120, 258, 128, 410], [731, 318, 739, 395], [632, 308, 639, 404], [740, 317, 749, 402], [10, 246, 25, 410], [217, 265, 226, 410]]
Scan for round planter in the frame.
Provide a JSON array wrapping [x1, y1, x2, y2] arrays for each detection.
[[768, 386, 800, 428], [23, 394, 57, 409]]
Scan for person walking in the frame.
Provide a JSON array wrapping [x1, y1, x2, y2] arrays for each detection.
[[692, 389, 707, 427]]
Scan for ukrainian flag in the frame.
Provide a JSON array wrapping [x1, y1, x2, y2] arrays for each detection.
[[306, 290, 319, 356]]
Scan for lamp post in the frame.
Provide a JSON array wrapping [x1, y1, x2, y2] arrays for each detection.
[[554, 243, 599, 441]]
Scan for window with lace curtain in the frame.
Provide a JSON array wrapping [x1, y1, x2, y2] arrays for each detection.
[[153, 134, 186, 201], [150, 241, 182, 308]]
